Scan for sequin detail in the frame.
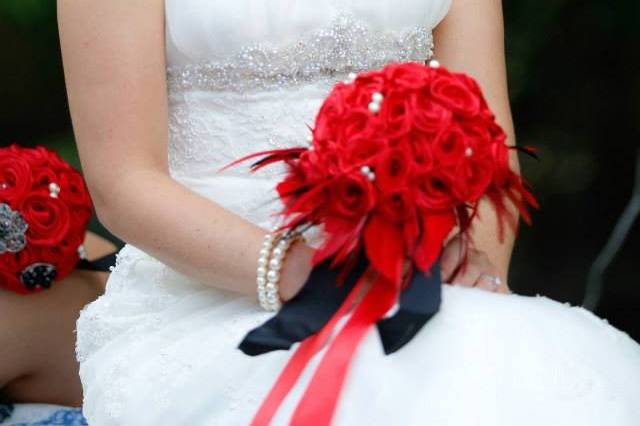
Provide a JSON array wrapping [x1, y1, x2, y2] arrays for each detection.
[[0, 203, 28, 254], [167, 13, 434, 93]]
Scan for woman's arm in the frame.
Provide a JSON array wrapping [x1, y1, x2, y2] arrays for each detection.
[[434, 0, 520, 289], [57, 0, 312, 300]]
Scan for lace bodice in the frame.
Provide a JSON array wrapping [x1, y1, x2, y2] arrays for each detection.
[[164, 0, 451, 223]]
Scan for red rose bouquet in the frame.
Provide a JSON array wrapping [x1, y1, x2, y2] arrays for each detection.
[[0, 145, 93, 294], [226, 61, 537, 425]]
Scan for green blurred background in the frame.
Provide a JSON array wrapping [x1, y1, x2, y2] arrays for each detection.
[[1, 1, 639, 339]]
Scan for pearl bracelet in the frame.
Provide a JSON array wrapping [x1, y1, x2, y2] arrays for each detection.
[[256, 228, 302, 312]]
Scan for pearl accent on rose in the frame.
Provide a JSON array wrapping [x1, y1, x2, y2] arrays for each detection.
[[360, 165, 376, 182], [429, 59, 440, 68], [343, 72, 358, 84], [49, 182, 61, 198], [465, 147, 474, 157], [368, 91, 384, 114]]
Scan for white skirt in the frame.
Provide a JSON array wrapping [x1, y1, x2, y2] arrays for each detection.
[[75, 243, 640, 425]]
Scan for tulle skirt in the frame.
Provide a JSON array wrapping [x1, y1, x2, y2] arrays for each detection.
[[76, 244, 640, 425]]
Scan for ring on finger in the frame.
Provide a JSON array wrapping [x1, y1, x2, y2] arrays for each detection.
[[479, 273, 502, 289]]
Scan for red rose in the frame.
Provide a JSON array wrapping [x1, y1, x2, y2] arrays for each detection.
[[30, 166, 59, 191], [412, 168, 456, 210], [412, 91, 453, 133], [4, 248, 37, 294], [321, 150, 348, 176], [374, 144, 413, 192], [381, 91, 413, 138], [377, 188, 417, 223], [452, 156, 494, 202], [11, 145, 64, 168], [69, 205, 93, 232], [385, 62, 430, 90], [329, 172, 376, 219], [0, 152, 32, 205], [346, 76, 387, 108], [313, 90, 346, 142], [40, 230, 83, 278], [338, 109, 379, 144], [432, 125, 469, 166], [430, 73, 481, 117], [461, 121, 492, 150], [456, 73, 496, 118], [345, 137, 385, 164], [20, 193, 71, 246], [59, 170, 93, 207], [404, 132, 435, 166], [352, 71, 387, 97]]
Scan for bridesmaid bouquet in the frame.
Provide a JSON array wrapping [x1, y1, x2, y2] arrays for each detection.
[[227, 61, 537, 425], [0, 145, 93, 294]]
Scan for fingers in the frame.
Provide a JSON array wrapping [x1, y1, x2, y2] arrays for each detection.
[[475, 272, 503, 293], [440, 234, 463, 283], [440, 234, 512, 294], [442, 239, 509, 293], [450, 248, 494, 289]]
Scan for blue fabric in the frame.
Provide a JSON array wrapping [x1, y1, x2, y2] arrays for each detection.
[[0, 405, 14, 423], [0, 404, 86, 426]]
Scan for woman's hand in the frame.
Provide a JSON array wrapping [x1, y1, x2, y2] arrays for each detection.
[[440, 234, 511, 294], [278, 241, 314, 302]]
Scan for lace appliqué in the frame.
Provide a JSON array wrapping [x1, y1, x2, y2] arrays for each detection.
[[166, 83, 327, 181], [166, 13, 434, 94], [75, 247, 178, 364]]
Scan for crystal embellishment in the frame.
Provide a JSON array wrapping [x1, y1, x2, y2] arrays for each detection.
[[167, 13, 434, 93], [20, 262, 57, 290], [0, 203, 28, 254]]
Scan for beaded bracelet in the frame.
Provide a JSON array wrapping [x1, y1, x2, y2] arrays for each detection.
[[256, 229, 281, 312], [256, 228, 302, 312]]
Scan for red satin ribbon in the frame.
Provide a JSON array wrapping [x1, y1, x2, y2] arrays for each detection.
[[251, 272, 397, 426]]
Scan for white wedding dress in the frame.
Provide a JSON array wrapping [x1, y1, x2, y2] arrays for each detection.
[[76, 1, 640, 425]]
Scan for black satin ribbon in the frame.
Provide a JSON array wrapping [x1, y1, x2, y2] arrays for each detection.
[[239, 253, 369, 356], [376, 259, 442, 354], [239, 254, 442, 357], [75, 252, 117, 272]]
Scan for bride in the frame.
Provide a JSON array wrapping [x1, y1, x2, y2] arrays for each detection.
[[58, 0, 640, 424]]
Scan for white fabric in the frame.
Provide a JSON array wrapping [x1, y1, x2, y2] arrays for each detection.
[[76, 1, 640, 425]]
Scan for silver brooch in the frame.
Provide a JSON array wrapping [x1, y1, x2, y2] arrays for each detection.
[[0, 203, 28, 254]]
